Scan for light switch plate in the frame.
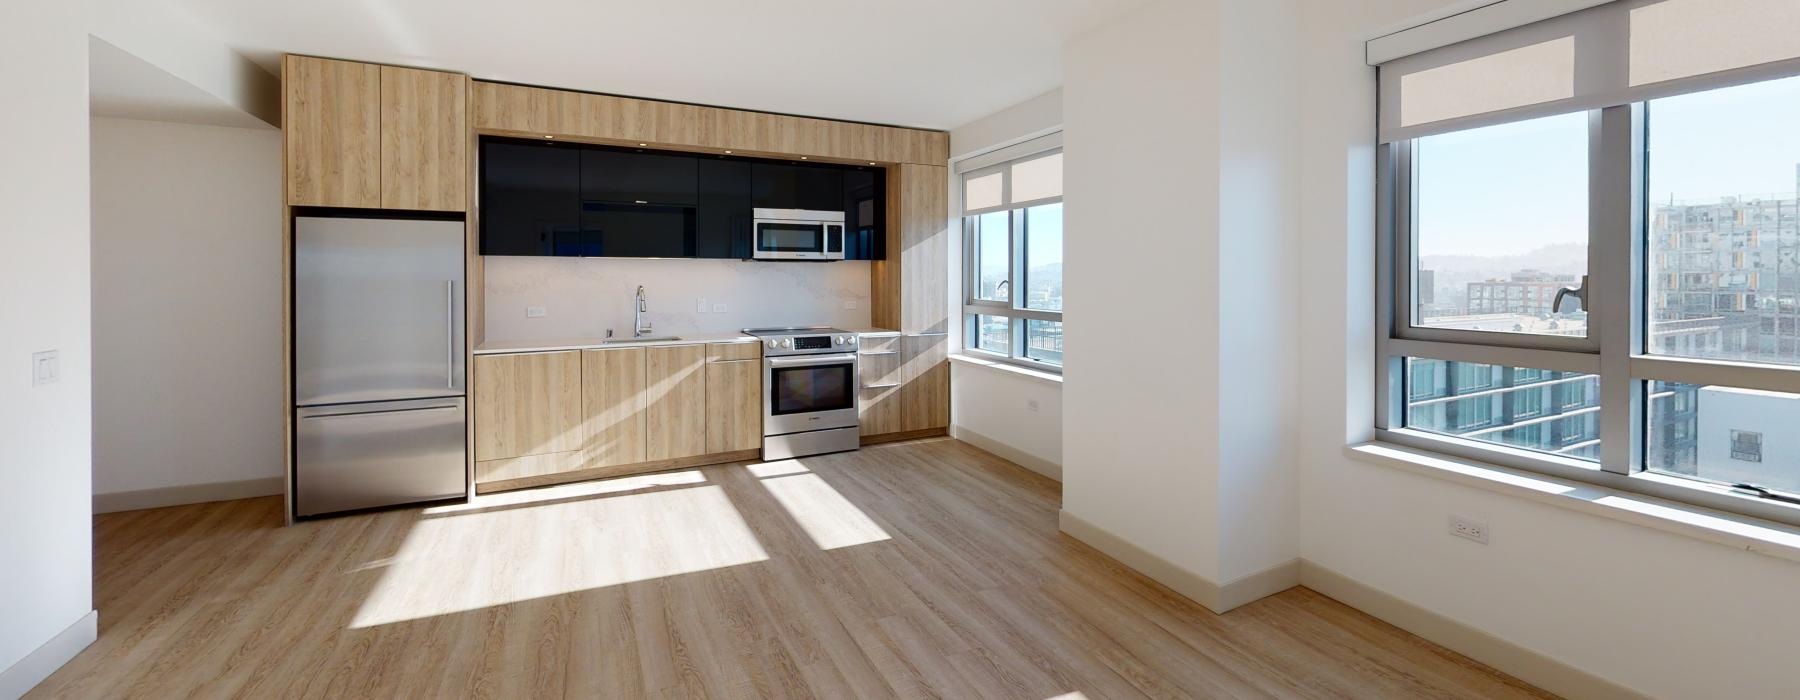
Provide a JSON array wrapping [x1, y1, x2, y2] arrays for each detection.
[[32, 350, 58, 386], [842, 300, 857, 310], [712, 303, 727, 313], [526, 306, 547, 318], [697, 298, 708, 313]]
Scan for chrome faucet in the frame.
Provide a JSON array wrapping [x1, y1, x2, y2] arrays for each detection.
[[634, 285, 653, 338]]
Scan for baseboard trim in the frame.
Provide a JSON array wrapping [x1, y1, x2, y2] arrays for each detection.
[[1057, 510, 1299, 614], [951, 426, 1061, 481], [94, 476, 284, 514], [1299, 561, 1647, 700], [0, 610, 96, 699], [860, 427, 949, 446]]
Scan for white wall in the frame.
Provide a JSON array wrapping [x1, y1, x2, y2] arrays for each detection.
[[0, 0, 95, 692], [483, 256, 871, 342], [946, 87, 1065, 481], [1296, 1, 1800, 698], [89, 117, 284, 505], [1062, 0, 1227, 582], [950, 361, 1063, 479]]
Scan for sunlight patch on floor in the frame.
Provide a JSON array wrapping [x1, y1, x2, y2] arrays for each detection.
[[746, 459, 810, 478], [352, 483, 765, 628], [423, 470, 708, 515], [758, 473, 891, 550]]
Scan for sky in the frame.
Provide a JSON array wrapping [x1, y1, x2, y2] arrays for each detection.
[[1416, 73, 1800, 260]]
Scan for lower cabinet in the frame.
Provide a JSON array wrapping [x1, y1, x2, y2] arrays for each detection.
[[646, 344, 708, 461], [859, 333, 949, 438], [473, 341, 761, 492], [706, 359, 761, 454]]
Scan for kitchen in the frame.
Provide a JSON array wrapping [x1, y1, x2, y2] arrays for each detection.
[[284, 59, 951, 518]]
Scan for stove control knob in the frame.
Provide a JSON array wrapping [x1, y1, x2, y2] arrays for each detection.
[[835, 336, 846, 345], [779, 339, 793, 349], [846, 336, 857, 346], [765, 340, 777, 349]]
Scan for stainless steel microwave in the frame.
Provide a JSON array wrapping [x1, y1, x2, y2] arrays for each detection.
[[752, 208, 845, 260]]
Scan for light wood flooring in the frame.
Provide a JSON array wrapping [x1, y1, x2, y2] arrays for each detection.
[[30, 438, 1552, 699]]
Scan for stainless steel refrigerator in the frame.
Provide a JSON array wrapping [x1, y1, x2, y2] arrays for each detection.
[[293, 215, 467, 517]]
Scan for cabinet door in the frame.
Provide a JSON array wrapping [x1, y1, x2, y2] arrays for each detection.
[[580, 149, 697, 205], [646, 344, 708, 461], [381, 66, 466, 211], [285, 56, 381, 208], [751, 162, 843, 211], [706, 359, 761, 454], [697, 158, 751, 259], [480, 140, 582, 255], [843, 167, 884, 260], [582, 347, 647, 469], [473, 352, 583, 461]]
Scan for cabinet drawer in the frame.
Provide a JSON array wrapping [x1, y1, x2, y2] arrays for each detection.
[[708, 341, 762, 362]]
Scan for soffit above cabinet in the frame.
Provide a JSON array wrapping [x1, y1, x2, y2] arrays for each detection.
[[470, 81, 949, 167]]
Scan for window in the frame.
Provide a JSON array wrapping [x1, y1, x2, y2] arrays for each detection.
[[1378, 69, 1800, 527], [961, 140, 1063, 370]]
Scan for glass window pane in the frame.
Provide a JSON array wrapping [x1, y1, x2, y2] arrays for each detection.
[[974, 315, 1010, 355], [1403, 357, 1601, 461], [1646, 75, 1800, 366], [1025, 320, 1063, 365], [970, 211, 1010, 302], [1024, 203, 1062, 311], [1648, 381, 1800, 495], [1010, 152, 1063, 202], [1412, 112, 1588, 337], [965, 171, 1003, 212]]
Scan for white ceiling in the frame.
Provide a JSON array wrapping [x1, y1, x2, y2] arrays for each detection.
[[159, 0, 1150, 130]]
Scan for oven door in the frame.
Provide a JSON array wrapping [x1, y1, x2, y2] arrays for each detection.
[[764, 353, 859, 435], [753, 219, 844, 260]]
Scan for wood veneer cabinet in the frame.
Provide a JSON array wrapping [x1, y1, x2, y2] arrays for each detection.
[[645, 344, 708, 461], [581, 346, 647, 469], [706, 358, 761, 454], [472, 351, 583, 462], [284, 56, 380, 208], [283, 55, 467, 211]]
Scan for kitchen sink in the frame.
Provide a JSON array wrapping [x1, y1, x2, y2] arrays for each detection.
[[602, 336, 681, 344]]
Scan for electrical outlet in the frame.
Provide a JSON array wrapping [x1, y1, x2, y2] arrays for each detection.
[[1027, 398, 1040, 412], [1449, 515, 1489, 544], [712, 303, 727, 313], [697, 297, 708, 313], [32, 350, 58, 386], [526, 306, 547, 318], [842, 299, 857, 310]]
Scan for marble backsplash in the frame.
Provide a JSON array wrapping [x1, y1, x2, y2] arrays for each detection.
[[482, 256, 873, 342]]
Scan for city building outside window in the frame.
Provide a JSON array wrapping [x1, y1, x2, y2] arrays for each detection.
[[961, 139, 1062, 370]]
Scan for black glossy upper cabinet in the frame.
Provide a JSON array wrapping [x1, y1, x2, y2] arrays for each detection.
[[842, 167, 885, 261], [697, 158, 751, 259], [581, 149, 697, 205], [481, 140, 583, 256], [752, 162, 842, 211]]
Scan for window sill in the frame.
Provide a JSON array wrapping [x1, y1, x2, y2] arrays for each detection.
[[949, 353, 1063, 385], [1346, 441, 1800, 565]]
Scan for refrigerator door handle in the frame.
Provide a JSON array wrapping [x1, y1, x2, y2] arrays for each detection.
[[446, 280, 456, 389]]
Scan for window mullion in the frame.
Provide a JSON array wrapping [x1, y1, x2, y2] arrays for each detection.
[[1594, 104, 1643, 476]]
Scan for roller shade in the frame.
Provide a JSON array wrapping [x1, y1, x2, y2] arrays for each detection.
[[1378, 0, 1800, 143]]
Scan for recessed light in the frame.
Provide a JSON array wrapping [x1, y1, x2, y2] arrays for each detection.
[[800, 156, 808, 160], [544, 135, 554, 139], [724, 150, 733, 154], [638, 143, 647, 147], [868, 162, 876, 165]]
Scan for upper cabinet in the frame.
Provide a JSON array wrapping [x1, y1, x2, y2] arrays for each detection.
[[380, 66, 467, 211], [479, 136, 885, 260], [284, 56, 467, 211], [285, 56, 381, 208]]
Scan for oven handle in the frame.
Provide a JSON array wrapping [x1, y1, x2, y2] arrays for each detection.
[[766, 353, 858, 368]]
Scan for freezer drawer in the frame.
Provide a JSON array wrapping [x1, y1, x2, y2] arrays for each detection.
[[295, 398, 467, 517]]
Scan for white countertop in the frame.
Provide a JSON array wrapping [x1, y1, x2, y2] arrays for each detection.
[[475, 328, 902, 355]]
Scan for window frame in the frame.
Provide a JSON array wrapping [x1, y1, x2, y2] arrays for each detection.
[[1375, 97, 1800, 528], [960, 147, 1064, 372]]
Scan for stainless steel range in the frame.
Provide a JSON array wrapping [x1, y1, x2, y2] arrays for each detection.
[[744, 327, 860, 459]]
